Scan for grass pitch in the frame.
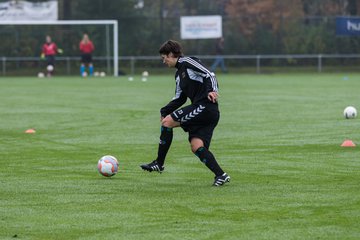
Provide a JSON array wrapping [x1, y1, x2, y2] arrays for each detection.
[[0, 73, 359, 240]]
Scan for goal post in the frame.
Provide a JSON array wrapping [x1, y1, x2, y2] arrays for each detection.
[[0, 20, 119, 76]]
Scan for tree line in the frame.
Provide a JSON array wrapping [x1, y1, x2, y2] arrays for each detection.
[[1, 0, 359, 57]]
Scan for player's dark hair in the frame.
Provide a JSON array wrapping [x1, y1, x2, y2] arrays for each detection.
[[159, 40, 183, 58]]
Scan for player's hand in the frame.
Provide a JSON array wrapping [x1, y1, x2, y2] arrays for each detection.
[[57, 48, 63, 54], [208, 91, 219, 103], [40, 53, 45, 59]]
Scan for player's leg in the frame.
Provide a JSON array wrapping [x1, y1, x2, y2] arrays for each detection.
[[140, 115, 180, 173], [80, 54, 86, 76], [89, 63, 94, 76], [191, 137, 230, 186], [181, 103, 230, 186], [80, 63, 86, 76], [210, 56, 221, 72], [46, 55, 55, 77], [88, 54, 94, 76], [156, 115, 180, 165], [191, 137, 223, 176], [219, 58, 227, 73]]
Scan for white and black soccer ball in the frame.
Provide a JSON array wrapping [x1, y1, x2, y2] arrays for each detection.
[[343, 106, 357, 119], [37, 72, 45, 78], [47, 65, 54, 72], [142, 71, 149, 77], [97, 155, 119, 177], [82, 71, 88, 77]]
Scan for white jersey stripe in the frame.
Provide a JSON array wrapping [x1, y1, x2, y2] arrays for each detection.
[[183, 57, 218, 92], [179, 57, 219, 92], [173, 75, 182, 100]]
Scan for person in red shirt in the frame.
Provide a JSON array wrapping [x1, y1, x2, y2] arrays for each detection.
[[41, 35, 58, 76], [79, 34, 95, 76]]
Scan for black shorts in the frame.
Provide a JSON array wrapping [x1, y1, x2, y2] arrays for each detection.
[[45, 55, 55, 66], [81, 54, 93, 64], [170, 103, 220, 149]]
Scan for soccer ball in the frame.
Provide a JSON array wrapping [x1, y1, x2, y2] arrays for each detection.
[[94, 71, 100, 77], [343, 106, 357, 119], [100, 72, 106, 77], [37, 72, 45, 78], [47, 65, 54, 72], [97, 155, 119, 177], [82, 71, 88, 77], [141, 71, 148, 81], [142, 71, 149, 77]]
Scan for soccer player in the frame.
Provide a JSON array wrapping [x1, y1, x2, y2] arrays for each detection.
[[140, 40, 230, 186], [41, 35, 59, 77], [79, 33, 95, 76], [211, 37, 228, 73]]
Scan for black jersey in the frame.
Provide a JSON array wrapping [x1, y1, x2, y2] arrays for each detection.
[[160, 56, 219, 117]]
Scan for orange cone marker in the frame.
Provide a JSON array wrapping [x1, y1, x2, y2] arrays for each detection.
[[25, 128, 36, 134], [341, 139, 356, 147]]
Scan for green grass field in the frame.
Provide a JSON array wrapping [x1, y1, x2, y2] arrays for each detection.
[[0, 73, 359, 240]]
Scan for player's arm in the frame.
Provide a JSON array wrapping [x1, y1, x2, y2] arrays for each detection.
[[185, 59, 219, 102], [204, 73, 219, 103], [41, 45, 45, 59], [54, 43, 63, 54], [160, 76, 187, 117], [207, 91, 219, 103], [160, 90, 187, 118], [184, 57, 219, 93]]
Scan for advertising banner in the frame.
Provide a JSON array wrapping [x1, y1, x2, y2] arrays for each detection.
[[336, 16, 360, 36], [0, 0, 58, 21], [181, 15, 222, 39]]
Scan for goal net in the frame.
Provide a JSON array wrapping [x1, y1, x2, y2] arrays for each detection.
[[0, 20, 118, 76]]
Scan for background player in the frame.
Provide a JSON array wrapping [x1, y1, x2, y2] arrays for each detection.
[[210, 37, 228, 73], [79, 33, 95, 76], [41, 35, 62, 77], [140, 40, 230, 186]]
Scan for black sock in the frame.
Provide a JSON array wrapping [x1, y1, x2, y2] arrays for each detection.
[[195, 147, 224, 176], [156, 126, 173, 166]]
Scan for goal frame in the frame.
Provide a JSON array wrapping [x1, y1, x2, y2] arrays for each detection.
[[0, 20, 119, 76]]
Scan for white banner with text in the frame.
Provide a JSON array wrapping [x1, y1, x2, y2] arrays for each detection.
[[0, 0, 58, 21], [181, 15, 222, 39]]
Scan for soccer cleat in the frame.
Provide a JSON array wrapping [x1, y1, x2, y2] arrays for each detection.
[[213, 173, 230, 186], [140, 160, 164, 173]]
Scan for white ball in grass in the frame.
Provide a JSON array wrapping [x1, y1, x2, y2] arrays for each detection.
[[38, 72, 45, 78], [46, 65, 54, 72], [343, 106, 357, 119], [142, 71, 149, 77]]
